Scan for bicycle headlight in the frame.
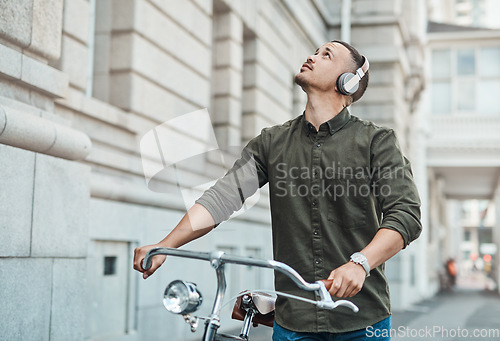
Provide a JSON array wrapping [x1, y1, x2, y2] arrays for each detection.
[[163, 280, 203, 315]]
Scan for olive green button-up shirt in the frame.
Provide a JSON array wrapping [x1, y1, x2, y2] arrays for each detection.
[[196, 107, 422, 333]]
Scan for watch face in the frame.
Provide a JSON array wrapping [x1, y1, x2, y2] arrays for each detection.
[[351, 253, 369, 276], [351, 254, 364, 263]]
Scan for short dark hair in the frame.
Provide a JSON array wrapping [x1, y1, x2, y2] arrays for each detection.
[[331, 40, 369, 104]]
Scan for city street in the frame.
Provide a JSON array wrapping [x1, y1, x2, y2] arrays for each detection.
[[229, 275, 500, 340], [391, 289, 500, 340]]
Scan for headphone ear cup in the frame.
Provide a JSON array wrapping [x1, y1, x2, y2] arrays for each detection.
[[336, 73, 359, 96]]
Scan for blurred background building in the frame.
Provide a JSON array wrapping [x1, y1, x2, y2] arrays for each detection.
[[424, 13, 500, 298], [0, 0, 499, 340]]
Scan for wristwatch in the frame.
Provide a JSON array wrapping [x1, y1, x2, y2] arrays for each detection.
[[350, 252, 370, 277]]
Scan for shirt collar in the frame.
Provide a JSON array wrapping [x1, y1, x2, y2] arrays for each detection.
[[302, 107, 351, 136]]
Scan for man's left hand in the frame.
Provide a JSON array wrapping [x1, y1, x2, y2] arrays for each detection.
[[327, 262, 366, 297]]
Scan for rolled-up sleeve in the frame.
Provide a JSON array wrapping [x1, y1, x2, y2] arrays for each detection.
[[195, 129, 269, 225], [370, 130, 422, 247]]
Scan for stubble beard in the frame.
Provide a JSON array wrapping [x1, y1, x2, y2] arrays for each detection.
[[294, 72, 309, 92]]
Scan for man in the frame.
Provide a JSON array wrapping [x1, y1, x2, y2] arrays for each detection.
[[133, 40, 422, 340]]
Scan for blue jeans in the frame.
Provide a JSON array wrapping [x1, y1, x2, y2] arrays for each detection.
[[272, 316, 392, 341]]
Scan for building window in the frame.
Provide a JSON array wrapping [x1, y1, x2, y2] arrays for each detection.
[[457, 79, 475, 111], [478, 47, 500, 115], [478, 79, 500, 115], [456, 48, 475, 75], [431, 49, 452, 114], [103, 256, 117, 275], [431, 45, 500, 115], [479, 47, 500, 76], [432, 81, 452, 114], [432, 49, 451, 78], [456, 49, 475, 113]]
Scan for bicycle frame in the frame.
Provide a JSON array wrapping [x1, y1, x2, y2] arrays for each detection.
[[143, 247, 358, 341]]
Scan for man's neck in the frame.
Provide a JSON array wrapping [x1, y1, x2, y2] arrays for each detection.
[[304, 91, 345, 131]]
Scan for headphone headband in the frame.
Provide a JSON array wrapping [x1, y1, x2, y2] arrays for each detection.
[[341, 56, 369, 95], [357, 56, 369, 78]]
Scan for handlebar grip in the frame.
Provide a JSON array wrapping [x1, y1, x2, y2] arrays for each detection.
[[319, 279, 333, 291]]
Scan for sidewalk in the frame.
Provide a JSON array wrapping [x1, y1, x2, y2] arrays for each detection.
[[391, 272, 500, 340], [392, 289, 500, 340]]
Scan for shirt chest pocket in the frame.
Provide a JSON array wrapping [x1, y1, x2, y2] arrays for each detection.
[[326, 177, 370, 229]]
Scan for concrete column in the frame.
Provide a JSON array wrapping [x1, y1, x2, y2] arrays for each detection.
[[241, 37, 293, 144], [494, 181, 500, 293], [212, 9, 243, 149], [445, 199, 460, 261], [241, 35, 259, 144], [412, 106, 432, 300], [90, 0, 113, 102], [49, 0, 90, 92]]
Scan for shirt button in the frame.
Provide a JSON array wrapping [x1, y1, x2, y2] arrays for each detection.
[[313, 230, 319, 236], [316, 143, 321, 147], [312, 200, 317, 206], [315, 259, 321, 264]]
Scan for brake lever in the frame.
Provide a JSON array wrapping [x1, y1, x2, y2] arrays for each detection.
[[315, 280, 359, 312]]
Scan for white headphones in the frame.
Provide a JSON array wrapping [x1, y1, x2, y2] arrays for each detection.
[[336, 56, 370, 96]]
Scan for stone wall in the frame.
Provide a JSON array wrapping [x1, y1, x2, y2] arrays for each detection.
[[0, 0, 91, 340]]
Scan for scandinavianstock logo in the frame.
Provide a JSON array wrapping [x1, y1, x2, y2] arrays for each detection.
[[139, 109, 260, 227]]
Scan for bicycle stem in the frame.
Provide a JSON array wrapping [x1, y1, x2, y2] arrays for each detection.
[[203, 251, 226, 341]]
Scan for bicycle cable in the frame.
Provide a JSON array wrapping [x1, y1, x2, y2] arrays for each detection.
[[220, 289, 321, 311]]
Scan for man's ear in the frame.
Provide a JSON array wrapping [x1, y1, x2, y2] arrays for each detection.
[[333, 84, 350, 107], [344, 95, 353, 107]]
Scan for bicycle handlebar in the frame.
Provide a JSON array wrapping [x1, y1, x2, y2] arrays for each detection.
[[143, 247, 358, 312], [143, 247, 320, 292], [143, 247, 358, 341]]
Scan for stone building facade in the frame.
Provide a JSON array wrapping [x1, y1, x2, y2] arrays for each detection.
[[1, 0, 432, 340], [423, 20, 500, 295]]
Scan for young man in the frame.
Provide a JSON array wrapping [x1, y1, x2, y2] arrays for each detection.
[[133, 41, 422, 340]]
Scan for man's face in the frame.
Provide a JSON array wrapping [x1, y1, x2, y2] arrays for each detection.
[[295, 42, 353, 93]]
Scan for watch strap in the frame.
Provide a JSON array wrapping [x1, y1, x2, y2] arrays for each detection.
[[350, 252, 370, 277]]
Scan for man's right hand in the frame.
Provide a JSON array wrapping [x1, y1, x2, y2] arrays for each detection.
[[133, 244, 167, 279]]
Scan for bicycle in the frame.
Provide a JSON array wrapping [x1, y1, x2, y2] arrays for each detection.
[[143, 247, 359, 341]]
